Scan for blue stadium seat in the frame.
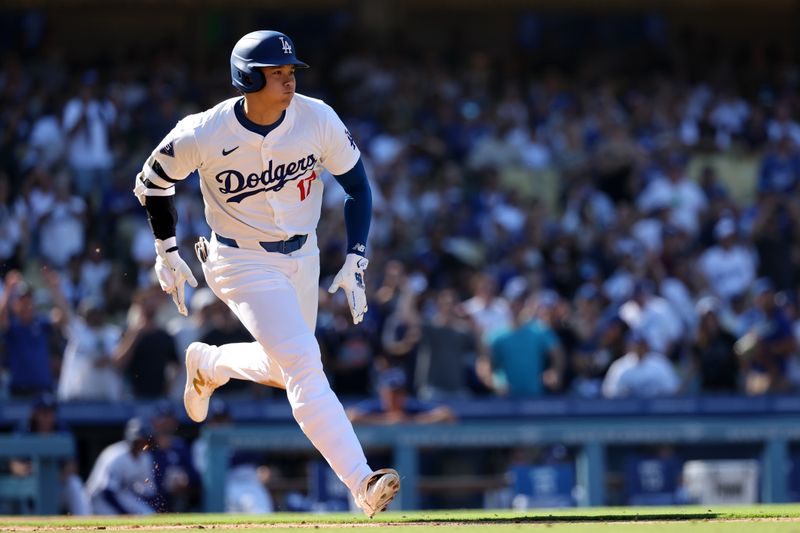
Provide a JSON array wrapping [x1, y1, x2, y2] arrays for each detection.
[[624, 456, 683, 505], [508, 464, 576, 508]]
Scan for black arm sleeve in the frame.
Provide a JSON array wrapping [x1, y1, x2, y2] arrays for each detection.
[[144, 195, 177, 241]]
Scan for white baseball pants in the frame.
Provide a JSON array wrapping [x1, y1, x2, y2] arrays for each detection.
[[199, 233, 372, 495]]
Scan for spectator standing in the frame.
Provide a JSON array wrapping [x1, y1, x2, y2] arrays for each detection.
[[38, 173, 87, 268], [758, 137, 800, 195], [486, 293, 565, 397], [0, 270, 57, 397], [113, 287, 178, 398], [62, 70, 116, 198], [691, 297, 739, 393], [380, 287, 421, 385], [0, 175, 23, 274], [698, 217, 757, 302], [461, 273, 512, 343], [636, 154, 708, 237], [749, 194, 798, 292], [39, 261, 123, 402], [602, 330, 681, 398], [414, 289, 477, 401], [737, 279, 795, 394]]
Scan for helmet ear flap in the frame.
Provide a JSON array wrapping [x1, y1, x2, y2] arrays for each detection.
[[232, 64, 266, 93], [244, 67, 265, 92]]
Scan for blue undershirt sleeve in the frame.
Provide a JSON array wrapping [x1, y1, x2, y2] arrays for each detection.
[[332, 157, 372, 256]]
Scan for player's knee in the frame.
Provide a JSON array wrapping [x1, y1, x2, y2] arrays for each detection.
[[266, 333, 331, 402], [265, 332, 322, 371]]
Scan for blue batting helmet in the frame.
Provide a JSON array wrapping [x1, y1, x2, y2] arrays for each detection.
[[230, 30, 309, 93], [124, 417, 152, 444]]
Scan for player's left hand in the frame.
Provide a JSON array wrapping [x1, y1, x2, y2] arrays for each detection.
[[154, 240, 198, 316], [328, 253, 369, 324]]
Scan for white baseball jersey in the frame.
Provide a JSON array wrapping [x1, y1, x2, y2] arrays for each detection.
[[85, 441, 157, 513], [135, 94, 360, 243]]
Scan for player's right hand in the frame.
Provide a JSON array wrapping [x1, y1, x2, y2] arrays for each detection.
[[154, 240, 198, 316], [328, 253, 369, 325]]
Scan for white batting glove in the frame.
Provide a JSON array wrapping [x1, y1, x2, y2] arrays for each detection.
[[154, 238, 198, 316], [328, 254, 369, 324]]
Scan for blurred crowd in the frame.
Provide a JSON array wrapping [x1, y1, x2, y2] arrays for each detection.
[[3, 21, 800, 409]]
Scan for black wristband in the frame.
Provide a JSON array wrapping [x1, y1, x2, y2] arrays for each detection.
[[144, 195, 177, 241]]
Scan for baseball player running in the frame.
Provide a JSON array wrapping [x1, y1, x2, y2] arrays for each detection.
[[133, 30, 399, 517]]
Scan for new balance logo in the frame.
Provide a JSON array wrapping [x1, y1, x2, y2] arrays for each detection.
[[352, 243, 366, 254], [222, 146, 239, 156], [193, 375, 206, 395], [279, 36, 292, 54]]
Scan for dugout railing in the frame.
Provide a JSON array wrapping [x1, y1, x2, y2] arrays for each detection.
[[200, 415, 800, 511], [0, 434, 75, 514]]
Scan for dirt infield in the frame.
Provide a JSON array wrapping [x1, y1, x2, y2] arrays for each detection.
[[5, 516, 800, 532], [5, 507, 800, 533]]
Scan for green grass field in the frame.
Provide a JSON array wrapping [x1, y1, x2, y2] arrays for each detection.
[[4, 506, 800, 532]]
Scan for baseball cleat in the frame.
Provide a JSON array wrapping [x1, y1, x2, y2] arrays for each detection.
[[355, 468, 400, 518], [183, 342, 217, 423]]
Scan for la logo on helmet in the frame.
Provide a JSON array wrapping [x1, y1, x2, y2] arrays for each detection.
[[279, 36, 292, 54]]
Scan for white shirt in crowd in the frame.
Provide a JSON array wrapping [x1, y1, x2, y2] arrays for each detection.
[[636, 176, 707, 235], [461, 296, 512, 341], [620, 296, 684, 355], [698, 244, 757, 300], [57, 318, 122, 401], [39, 196, 86, 267], [62, 97, 116, 171], [602, 351, 681, 399], [26, 113, 65, 168], [80, 258, 112, 305]]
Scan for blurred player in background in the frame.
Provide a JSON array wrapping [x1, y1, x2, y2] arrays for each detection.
[[85, 417, 157, 515]]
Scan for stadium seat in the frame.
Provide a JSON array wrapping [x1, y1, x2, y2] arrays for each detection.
[[507, 463, 576, 508]]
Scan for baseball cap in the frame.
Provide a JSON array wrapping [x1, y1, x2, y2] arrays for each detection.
[[124, 417, 152, 444]]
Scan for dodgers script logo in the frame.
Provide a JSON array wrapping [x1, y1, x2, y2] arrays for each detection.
[[216, 154, 317, 203]]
